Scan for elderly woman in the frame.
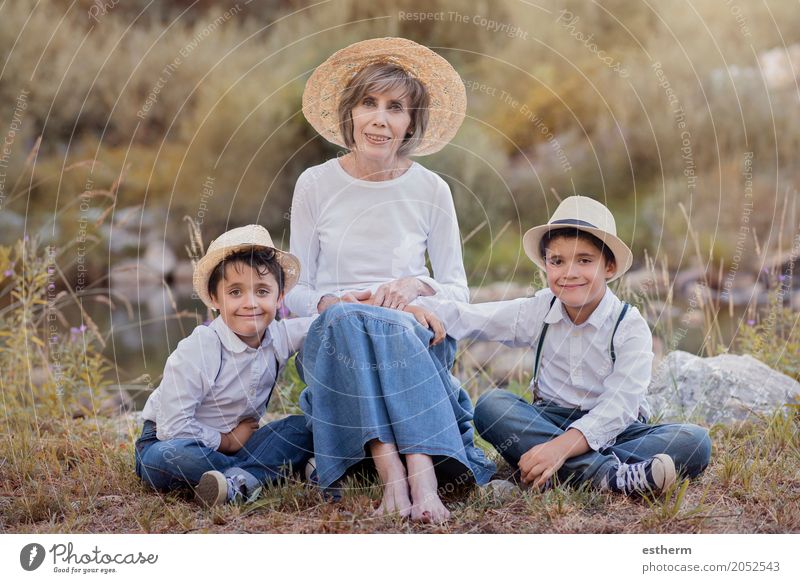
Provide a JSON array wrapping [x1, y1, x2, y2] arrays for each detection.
[[286, 38, 494, 523]]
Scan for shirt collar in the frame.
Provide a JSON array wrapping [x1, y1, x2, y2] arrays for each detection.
[[585, 286, 618, 329], [544, 286, 617, 328], [543, 295, 566, 324], [210, 316, 273, 353]]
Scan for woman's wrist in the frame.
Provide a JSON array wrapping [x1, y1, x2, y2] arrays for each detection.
[[414, 278, 435, 297]]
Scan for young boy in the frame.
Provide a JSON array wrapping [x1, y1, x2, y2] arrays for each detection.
[[135, 225, 315, 506], [415, 197, 711, 495]]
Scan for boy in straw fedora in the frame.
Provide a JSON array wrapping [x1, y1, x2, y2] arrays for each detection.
[[415, 197, 711, 496], [135, 225, 315, 506]]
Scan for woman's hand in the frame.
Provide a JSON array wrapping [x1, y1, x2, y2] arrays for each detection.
[[371, 277, 434, 310], [403, 305, 446, 346], [317, 290, 373, 313]]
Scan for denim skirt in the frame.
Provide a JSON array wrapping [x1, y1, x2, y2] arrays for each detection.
[[297, 303, 495, 489]]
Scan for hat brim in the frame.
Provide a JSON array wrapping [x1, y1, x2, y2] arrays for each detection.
[[302, 37, 466, 156], [193, 244, 301, 309], [522, 223, 633, 283]]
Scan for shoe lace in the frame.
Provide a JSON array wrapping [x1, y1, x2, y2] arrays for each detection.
[[225, 474, 248, 503], [616, 461, 649, 494]]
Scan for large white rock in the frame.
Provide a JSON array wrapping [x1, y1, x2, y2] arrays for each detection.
[[647, 351, 800, 424]]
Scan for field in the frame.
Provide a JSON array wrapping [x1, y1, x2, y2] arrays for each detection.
[[1, 408, 798, 533]]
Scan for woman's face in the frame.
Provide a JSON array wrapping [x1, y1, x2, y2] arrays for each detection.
[[349, 86, 412, 163]]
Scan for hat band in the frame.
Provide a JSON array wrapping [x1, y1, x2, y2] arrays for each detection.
[[550, 218, 598, 229]]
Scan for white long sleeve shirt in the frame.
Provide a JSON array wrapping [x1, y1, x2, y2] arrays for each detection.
[[417, 287, 654, 451], [141, 315, 313, 450], [284, 158, 469, 316]]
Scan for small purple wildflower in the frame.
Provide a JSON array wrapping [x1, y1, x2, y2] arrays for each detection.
[[69, 325, 88, 341], [3, 269, 12, 277], [747, 319, 755, 326]]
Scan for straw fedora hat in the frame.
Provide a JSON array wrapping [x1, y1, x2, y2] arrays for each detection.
[[193, 225, 301, 309], [302, 37, 466, 156], [522, 196, 633, 283]]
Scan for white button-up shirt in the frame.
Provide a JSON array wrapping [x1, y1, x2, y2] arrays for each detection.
[[141, 315, 314, 450], [285, 158, 469, 316], [417, 287, 654, 451]]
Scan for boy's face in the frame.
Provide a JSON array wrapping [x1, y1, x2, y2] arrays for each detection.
[[210, 262, 282, 348], [543, 235, 617, 325]]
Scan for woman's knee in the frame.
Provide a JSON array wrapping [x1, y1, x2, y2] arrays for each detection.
[[321, 301, 384, 324]]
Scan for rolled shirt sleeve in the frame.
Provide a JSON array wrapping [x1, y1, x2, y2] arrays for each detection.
[[416, 295, 544, 346], [155, 329, 224, 450], [567, 309, 655, 451]]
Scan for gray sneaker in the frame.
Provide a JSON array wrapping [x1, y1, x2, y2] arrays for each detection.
[[195, 471, 260, 507], [304, 457, 317, 484], [603, 454, 677, 496]]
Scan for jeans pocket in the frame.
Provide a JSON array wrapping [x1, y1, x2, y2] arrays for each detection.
[[135, 421, 158, 457]]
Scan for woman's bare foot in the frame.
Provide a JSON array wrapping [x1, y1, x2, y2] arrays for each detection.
[[406, 453, 451, 524], [369, 440, 412, 519], [372, 477, 412, 519]]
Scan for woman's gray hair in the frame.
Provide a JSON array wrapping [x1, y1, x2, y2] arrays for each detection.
[[337, 62, 430, 158]]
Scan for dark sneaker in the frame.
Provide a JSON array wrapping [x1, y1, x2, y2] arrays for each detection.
[[195, 471, 258, 507], [603, 454, 677, 496]]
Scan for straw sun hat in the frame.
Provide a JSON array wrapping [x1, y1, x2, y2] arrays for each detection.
[[302, 37, 467, 156], [522, 196, 633, 283], [193, 225, 301, 309]]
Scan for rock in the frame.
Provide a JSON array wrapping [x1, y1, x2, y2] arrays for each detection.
[[469, 282, 531, 303], [143, 240, 176, 277], [456, 286, 535, 388], [171, 260, 195, 297], [759, 44, 800, 90], [74, 384, 135, 418], [481, 479, 519, 501], [673, 266, 709, 298], [647, 351, 800, 424], [457, 340, 533, 388], [110, 261, 163, 293], [622, 268, 670, 296], [113, 411, 143, 442]]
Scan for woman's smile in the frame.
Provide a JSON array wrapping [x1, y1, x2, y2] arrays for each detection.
[[364, 132, 392, 145]]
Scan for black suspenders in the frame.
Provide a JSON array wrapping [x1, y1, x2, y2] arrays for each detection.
[[263, 353, 281, 412], [531, 297, 630, 402]]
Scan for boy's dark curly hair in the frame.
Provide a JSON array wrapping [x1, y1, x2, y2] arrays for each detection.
[[539, 227, 616, 267], [207, 247, 285, 301]]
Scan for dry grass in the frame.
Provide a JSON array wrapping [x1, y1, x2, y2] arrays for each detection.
[[1, 407, 797, 534]]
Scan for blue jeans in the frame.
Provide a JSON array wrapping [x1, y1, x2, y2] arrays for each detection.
[[134, 415, 313, 492], [474, 389, 711, 487], [297, 303, 495, 489]]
